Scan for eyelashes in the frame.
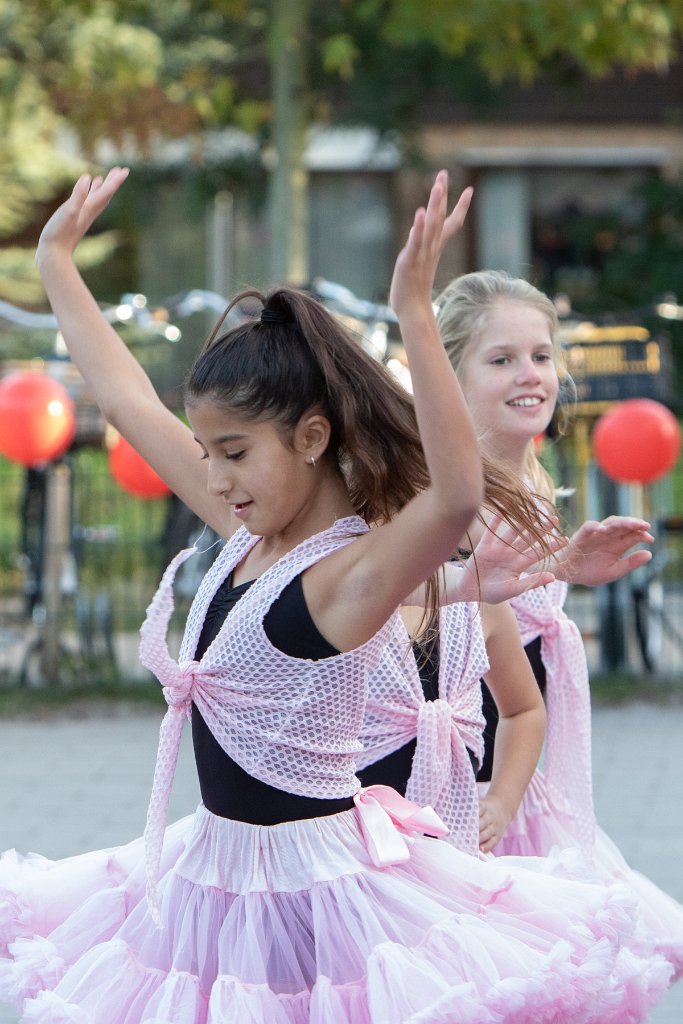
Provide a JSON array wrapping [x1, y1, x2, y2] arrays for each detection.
[[198, 450, 245, 461]]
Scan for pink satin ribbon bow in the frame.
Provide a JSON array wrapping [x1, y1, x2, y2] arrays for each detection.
[[354, 785, 449, 866]]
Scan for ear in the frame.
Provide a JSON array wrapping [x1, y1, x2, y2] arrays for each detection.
[[294, 411, 331, 462]]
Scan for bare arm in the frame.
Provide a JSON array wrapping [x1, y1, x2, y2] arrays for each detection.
[[307, 172, 484, 651], [35, 170, 234, 538], [478, 601, 545, 853]]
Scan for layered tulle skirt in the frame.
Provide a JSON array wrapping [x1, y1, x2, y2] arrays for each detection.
[[0, 800, 673, 1023], [479, 769, 683, 978]]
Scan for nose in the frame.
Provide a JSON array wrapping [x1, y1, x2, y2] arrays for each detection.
[[207, 457, 231, 497], [514, 356, 542, 385]]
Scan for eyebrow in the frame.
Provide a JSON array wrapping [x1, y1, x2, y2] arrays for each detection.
[[193, 432, 248, 445], [483, 341, 553, 353]]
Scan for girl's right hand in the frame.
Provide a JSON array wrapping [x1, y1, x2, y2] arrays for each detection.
[[389, 171, 472, 319], [441, 516, 567, 605], [36, 167, 130, 268]]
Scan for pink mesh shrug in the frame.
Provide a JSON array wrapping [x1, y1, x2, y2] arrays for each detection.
[[138, 516, 396, 920], [510, 579, 596, 847], [357, 600, 488, 856]]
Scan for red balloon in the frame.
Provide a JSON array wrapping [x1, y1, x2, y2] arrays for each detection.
[[108, 434, 171, 499], [592, 399, 681, 484], [0, 371, 76, 466]]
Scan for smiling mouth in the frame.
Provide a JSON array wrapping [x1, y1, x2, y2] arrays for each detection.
[[507, 397, 543, 408], [231, 501, 252, 512]]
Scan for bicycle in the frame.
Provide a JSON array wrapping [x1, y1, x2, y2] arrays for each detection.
[[630, 515, 683, 675]]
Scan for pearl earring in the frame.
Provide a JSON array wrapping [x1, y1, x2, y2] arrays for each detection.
[[307, 455, 316, 467]]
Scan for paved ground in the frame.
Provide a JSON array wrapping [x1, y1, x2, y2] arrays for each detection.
[[0, 699, 682, 1022]]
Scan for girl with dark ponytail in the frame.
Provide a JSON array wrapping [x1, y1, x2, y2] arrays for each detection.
[[0, 168, 669, 1023]]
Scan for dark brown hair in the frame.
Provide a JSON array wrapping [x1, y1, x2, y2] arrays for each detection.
[[186, 286, 557, 639], [186, 286, 430, 524]]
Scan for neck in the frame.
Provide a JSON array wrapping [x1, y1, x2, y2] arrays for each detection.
[[485, 435, 531, 480]]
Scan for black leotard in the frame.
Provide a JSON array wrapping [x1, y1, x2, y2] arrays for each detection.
[[356, 638, 479, 791], [191, 573, 355, 824]]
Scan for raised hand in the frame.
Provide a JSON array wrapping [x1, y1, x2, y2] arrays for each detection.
[[442, 516, 567, 605], [389, 170, 472, 319], [554, 516, 654, 586], [36, 167, 130, 267]]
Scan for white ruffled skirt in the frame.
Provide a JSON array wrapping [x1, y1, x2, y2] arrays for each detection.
[[479, 769, 683, 979], [0, 800, 673, 1023]]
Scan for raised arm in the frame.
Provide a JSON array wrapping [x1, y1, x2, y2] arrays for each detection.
[[478, 601, 546, 854], [35, 169, 233, 538], [389, 175, 483, 535], [320, 175, 483, 637]]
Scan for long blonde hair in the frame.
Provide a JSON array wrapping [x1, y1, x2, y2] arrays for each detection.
[[435, 270, 572, 504]]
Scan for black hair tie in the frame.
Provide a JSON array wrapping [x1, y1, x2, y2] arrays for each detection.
[[260, 307, 290, 324]]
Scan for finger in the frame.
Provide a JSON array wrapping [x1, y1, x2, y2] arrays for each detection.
[[422, 174, 448, 245], [83, 167, 129, 216], [517, 570, 556, 591], [505, 526, 566, 559], [70, 174, 93, 204], [484, 519, 530, 551], [485, 513, 504, 535], [618, 550, 653, 575], [494, 571, 555, 599], [443, 186, 474, 238], [601, 515, 651, 531], [402, 207, 426, 257], [610, 532, 654, 551]]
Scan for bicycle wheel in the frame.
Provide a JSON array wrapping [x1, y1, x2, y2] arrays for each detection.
[[633, 574, 664, 673]]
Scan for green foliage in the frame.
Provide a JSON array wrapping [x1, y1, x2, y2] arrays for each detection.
[[568, 173, 683, 308], [368, 0, 683, 82], [0, 682, 166, 713], [0, 457, 22, 579], [562, 172, 683, 398], [0, 233, 120, 304], [0, 0, 269, 302], [308, 3, 499, 136], [2, 0, 683, 303]]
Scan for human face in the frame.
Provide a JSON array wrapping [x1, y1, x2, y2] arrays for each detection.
[[186, 398, 313, 539], [459, 299, 559, 463]]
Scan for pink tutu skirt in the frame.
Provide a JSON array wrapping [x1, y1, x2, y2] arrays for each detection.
[[480, 770, 683, 978], [0, 801, 673, 1023]]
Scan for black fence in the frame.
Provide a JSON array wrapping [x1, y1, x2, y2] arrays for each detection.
[[0, 451, 202, 687], [0, 439, 681, 687]]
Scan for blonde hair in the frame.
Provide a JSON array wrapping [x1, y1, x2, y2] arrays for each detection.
[[435, 270, 572, 504]]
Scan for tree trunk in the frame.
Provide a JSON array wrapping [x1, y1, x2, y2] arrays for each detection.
[[267, 0, 310, 285]]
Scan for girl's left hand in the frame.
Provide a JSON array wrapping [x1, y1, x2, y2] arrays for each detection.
[[389, 171, 472, 319], [479, 793, 511, 854], [556, 516, 654, 586], [444, 516, 567, 604]]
